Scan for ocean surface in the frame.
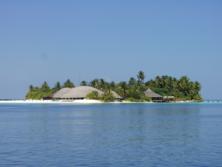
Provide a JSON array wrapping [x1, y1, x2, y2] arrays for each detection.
[[0, 103, 222, 167]]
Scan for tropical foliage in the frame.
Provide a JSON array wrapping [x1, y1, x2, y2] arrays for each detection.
[[86, 91, 100, 100], [26, 82, 53, 100], [145, 75, 202, 100], [86, 91, 115, 102], [63, 79, 75, 88], [26, 80, 75, 99], [26, 71, 202, 101]]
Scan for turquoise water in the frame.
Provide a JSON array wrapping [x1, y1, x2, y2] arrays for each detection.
[[0, 103, 222, 167]]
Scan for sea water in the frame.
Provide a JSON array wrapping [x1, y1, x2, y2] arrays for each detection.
[[0, 103, 222, 167]]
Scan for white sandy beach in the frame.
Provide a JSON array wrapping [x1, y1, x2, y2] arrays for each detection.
[[0, 99, 155, 104], [0, 99, 206, 104], [0, 99, 103, 104]]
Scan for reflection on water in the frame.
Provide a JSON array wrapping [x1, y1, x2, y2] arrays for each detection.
[[0, 104, 222, 167]]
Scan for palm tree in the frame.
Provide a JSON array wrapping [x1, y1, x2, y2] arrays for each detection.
[[80, 81, 87, 86], [194, 81, 201, 92], [90, 79, 99, 88], [99, 79, 106, 90], [63, 79, 75, 88], [119, 81, 127, 98], [110, 81, 116, 89], [54, 82, 61, 91], [29, 85, 34, 91], [128, 77, 137, 86], [41, 81, 50, 92], [137, 71, 145, 83]]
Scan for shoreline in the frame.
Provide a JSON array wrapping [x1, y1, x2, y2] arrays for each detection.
[[0, 99, 218, 104]]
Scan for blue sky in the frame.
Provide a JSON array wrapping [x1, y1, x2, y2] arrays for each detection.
[[0, 0, 221, 99]]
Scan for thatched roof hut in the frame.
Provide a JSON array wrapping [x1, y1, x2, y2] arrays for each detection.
[[52, 86, 122, 100], [145, 88, 162, 98], [52, 86, 103, 99], [52, 88, 72, 99], [145, 88, 163, 102]]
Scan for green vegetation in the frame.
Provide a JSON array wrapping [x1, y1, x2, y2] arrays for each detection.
[[26, 81, 54, 100], [86, 91, 100, 100], [63, 79, 75, 88], [145, 75, 202, 100], [100, 91, 115, 102], [86, 91, 115, 102], [26, 79, 75, 100], [26, 71, 202, 101], [80, 81, 87, 86]]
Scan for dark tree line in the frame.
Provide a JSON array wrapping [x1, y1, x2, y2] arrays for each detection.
[[26, 79, 75, 99], [26, 71, 202, 101], [145, 75, 201, 100]]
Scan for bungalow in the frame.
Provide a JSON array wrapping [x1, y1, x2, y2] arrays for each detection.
[[52, 86, 121, 100], [144, 88, 163, 102]]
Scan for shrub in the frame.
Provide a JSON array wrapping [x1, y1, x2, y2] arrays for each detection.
[[100, 91, 115, 102], [86, 91, 100, 100]]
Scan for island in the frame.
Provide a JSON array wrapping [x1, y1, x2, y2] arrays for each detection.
[[25, 71, 202, 102]]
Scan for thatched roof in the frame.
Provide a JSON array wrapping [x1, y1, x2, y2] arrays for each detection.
[[56, 86, 103, 99], [145, 88, 162, 98], [52, 88, 72, 98], [111, 90, 122, 99], [52, 86, 122, 99]]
